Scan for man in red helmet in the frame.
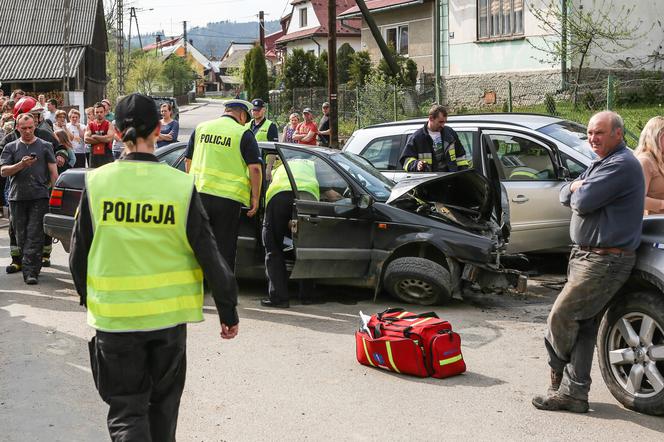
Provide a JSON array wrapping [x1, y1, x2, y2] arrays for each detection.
[[1, 96, 61, 274]]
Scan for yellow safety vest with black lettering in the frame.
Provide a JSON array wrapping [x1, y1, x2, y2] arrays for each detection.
[[246, 118, 273, 142], [190, 117, 250, 206], [265, 159, 320, 205], [85, 161, 204, 332]]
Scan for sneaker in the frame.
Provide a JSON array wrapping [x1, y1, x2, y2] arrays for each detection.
[[25, 275, 38, 285], [548, 369, 563, 395], [6, 263, 21, 274], [42, 257, 51, 267], [532, 392, 589, 413]]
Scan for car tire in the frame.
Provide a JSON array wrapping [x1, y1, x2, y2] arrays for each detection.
[[597, 290, 664, 416], [383, 257, 452, 305]]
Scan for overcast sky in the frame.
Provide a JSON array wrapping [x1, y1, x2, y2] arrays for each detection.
[[114, 0, 290, 35]]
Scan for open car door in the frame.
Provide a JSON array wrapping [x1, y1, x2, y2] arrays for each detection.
[[274, 144, 374, 279]]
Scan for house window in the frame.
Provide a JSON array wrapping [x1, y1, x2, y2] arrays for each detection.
[[299, 8, 308, 28], [477, 0, 523, 40], [385, 25, 409, 55]]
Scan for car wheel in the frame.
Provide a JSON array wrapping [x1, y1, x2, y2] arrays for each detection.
[[597, 290, 664, 416], [383, 257, 452, 305]]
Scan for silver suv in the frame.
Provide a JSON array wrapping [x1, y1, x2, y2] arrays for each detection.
[[343, 114, 596, 254]]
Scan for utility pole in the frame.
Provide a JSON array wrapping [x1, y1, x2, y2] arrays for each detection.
[[63, 0, 71, 104], [183, 21, 188, 55], [328, 0, 338, 148], [117, 0, 125, 95], [259, 11, 265, 50], [355, 0, 400, 77]]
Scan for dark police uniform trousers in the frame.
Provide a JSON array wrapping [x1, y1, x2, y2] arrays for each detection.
[[262, 192, 315, 302], [90, 325, 186, 441], [200, 193, 242, 272]]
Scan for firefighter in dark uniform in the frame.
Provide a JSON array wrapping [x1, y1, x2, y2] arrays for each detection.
[[261, 158, 320, 308], [185, 99, 262, 272], [69, 94, 239, 441], [399, 104, 471, 173]]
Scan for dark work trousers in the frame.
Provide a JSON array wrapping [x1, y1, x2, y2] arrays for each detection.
[[74, 152, 87, 168], [262, 192, 293, 303], [9, 199, 48, 278], [8, 206, 53, 265], [200, 193, 242, 272], [90, 325, 187, 442], [545, 247, 635, 401], [262, 192, 315, 303]]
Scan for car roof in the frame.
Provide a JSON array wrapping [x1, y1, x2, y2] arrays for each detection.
[[364, 113, 567, 131], [257, 141, 340, 157]]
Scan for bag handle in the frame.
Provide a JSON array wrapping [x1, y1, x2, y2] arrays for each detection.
[[376, 307, 405, 320], [381, 311, 440, 322]]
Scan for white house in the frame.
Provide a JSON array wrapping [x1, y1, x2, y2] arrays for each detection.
[[276, 0, 362, 56]]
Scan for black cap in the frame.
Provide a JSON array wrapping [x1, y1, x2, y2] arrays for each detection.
[[114, 93, 160, 134], [251, 98, 265, 110]]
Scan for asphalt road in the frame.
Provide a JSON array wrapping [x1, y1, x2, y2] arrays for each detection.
[[1, 101, 663, 440]]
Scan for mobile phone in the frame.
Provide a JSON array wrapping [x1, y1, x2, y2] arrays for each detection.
[[29, 153, 37, 159]]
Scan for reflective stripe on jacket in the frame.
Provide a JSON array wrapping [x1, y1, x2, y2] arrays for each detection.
[[400, 124, 470, 172], [85, 161, 204, 332], [190, 117, 250, 206], [265, 159, 320, 205]]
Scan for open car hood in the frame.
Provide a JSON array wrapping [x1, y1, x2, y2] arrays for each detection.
[[387, 169, 498, 224]]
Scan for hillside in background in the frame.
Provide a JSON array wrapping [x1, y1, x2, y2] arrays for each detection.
[[132, 19, 282, 59]]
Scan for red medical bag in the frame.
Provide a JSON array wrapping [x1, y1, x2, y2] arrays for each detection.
[[355, 308, 466, 378]]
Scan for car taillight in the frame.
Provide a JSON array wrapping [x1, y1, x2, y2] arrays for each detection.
[[49, 189, 64, 207]]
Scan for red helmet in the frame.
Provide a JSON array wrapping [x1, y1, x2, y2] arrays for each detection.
[[13, 96, 37, 120]]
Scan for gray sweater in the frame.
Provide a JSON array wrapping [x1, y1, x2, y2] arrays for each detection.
[[560, 143, 645, 251]]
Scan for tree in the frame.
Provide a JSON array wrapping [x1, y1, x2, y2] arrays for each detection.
[[161, 56, 196, 96], [127, 54, 163, 95], [377, 47, 419, 87], [243, 50, 253, 98], [248, 46, 269, 101], [316, 50, 328, 87], [282, 48, 320, 90], [337, 43, 355, 84], [348, 51, 373, 88], [529, 0, 642, 105]]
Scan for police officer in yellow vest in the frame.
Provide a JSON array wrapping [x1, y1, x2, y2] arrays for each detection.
[[69, 94, 239, 441], [261, 158, 320, 308], [185, 99, 262, 272], [247, 98, 279, 142]]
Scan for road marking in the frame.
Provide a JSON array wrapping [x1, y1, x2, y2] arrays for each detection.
[[67, 362, 92, 374], [242, 308, 350, 322]]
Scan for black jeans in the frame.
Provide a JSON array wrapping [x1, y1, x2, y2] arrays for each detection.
[[90, 325, 187, 442], [74, 152, 87, 168], [200, 194, 242, 272], [9, 198, 48, 278], [545, 247, 635, 400]]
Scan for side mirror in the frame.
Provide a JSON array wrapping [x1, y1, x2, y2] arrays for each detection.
[[356, 194, 374, 209], [558, 166, 570, 180]]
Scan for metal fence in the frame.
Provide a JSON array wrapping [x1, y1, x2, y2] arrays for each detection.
[[268, 72, 664, 142]]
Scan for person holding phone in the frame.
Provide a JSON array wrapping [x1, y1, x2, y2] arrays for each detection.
[[0, 113, 58, 284]]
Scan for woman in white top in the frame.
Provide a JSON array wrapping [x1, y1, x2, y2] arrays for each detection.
[[67, 109, 87, 167]]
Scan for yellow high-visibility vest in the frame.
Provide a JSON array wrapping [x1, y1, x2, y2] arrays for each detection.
[[190, 116, 251, 206], [85, 160, 204, 332]]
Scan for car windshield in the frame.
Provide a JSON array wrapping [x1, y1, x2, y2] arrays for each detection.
[[331, 152, 394, 202], [538, 121, 597, 160]]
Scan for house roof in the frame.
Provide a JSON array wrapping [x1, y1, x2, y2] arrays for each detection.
[[220, 48, 252, 69], [159, 38, 212, 69], [265, 30, 284, 58], [0, 0, 104, 46], [0, 0, 105, 81], [219, 75, 242, 85], [338, 0, 424, 19], [276, 0, 361, 45], [0, 46, 85, 81], [143, 37, 180, 52]]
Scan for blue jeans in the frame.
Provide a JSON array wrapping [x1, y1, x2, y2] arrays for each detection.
[[545, 246, 635, 400]]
